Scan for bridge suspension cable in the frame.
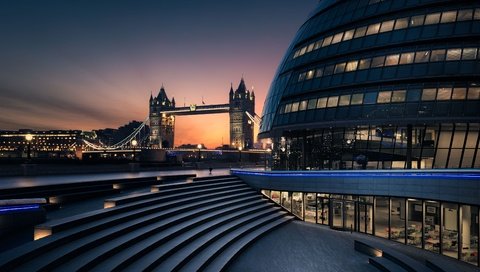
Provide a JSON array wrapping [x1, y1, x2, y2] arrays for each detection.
[[245, 111, 262, 126]]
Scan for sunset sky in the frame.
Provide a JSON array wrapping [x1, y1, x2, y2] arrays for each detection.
[[0, 0, 315, 148]]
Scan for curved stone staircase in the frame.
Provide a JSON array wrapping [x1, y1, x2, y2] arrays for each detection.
[[0, 175, 294, 271]]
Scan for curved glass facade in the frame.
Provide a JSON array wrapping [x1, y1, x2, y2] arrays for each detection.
[[260, 0, 480, 170]]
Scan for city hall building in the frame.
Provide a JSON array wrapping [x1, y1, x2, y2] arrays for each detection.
[[237, 0, 480, 268]]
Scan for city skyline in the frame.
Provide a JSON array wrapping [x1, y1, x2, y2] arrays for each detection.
[[0, 0, 315, 148]]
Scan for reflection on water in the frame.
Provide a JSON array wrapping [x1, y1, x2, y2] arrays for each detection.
[[0, 168, 231, 189]]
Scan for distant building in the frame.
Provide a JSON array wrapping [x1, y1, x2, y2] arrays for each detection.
[[229, 78, 255, 149]]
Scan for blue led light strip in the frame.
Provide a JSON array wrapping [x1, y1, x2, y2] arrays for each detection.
[[0, 204, 40, 214]]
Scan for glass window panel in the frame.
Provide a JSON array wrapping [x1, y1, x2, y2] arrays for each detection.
[[375, 197, 389, 239], [323, 65, 335, 76], [391, 198, 406, 243], [410, 15, 425, 26], [292, 192, 303, 219], [343, 29, 354, 41], [339, 95, 351, 106], [377, 91, 392, 103], [437, 88, 452, 100], [284, 103, 292, 113], [317, 97, 328, 108], [399, 52, 415, 64], [460, 205, 478, 266], [452, 130, 466, 149], [430, 49, 446, 62], [293, 50, 300, 59], [424, 13, 441, 25], [298, 72, 306, 82], [441, 11, 457, 23], [462, 48, 477, 60], [425, 201, 441, 253], [465, 130, 478, 148], [313, 40, 323, 50], [307, 99, 317, 110], [345, 60, 358, 72], [475, 8, 480, 20], [452, 88, 466, 100], [414, 51, 430, 63], [299, 100, 308, 111], [407, 199, 423, 248], [351, 93, 364, 105], [358, 58, 372, 69], [332, 32, 343, 44], [468, 87, 480, 100], [379, 20, 395, 33], [306, 43, 315, 53], [394, 18, 409, 29], [438, 129, 453, 149], [442, 203, 459, 259], [271, 191, 280, 203], [385, 54, 400, 66], [446, 49, 462, 60], [364, 92, 377, 104], [422, 88, 437, 101], [281, 191, 291, 211], [304, 193, 316, 223], [327, 96, 339, 107], [299, 46, 307, 56], [315, 68, 324, 78], [392, 90, 406, 102], [366, 23, 381, 35], [407, 89, 421, 101], [306, 70, 315, 80], [291, 102, 299, 112], [354, 26, 367, 38], [322, 35, 333, 47], [334, 62, 346, 74], [457, 9, 473, 21], [371, 56, 385, 68]]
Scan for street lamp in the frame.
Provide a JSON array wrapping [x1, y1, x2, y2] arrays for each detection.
[[131, 139, 138, 161], [265, 148, 271, 170], [197, 144, 202, 162], [238, 146, 243, 168], [25, 134, 33, 161]]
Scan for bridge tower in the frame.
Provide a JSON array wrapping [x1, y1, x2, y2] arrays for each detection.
[[149, 86, 176, 148], [229, 78, 255, 149]]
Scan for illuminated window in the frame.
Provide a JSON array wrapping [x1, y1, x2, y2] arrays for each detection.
[[299, 100, 308, 111], [358, 58, 372, 70], [414, 51, 430, 63], [452, 88, 467, 100], [410, 15, 425, 26], [366, 23, 381, 35], [379, 20, 394, 33], [377, 91, 392, 103], [306, 43, 315, 53], [322, 36, 333, 47], [284, 103, 292, 113], [339, 95, 351, 106], [446, 48, 462, 60], [291, 102, 300, 112], [299, 46, 307, 56], [327, 96, 339, 107], [441, 11, 457, 23], [332, 32, 343, 44], [334, 63, 346, 74], [457, 9, 473, 21], [424, 13, 441, 25], [385, 54, 400, 66], [399, 52, 415, 64], [371, 56, 385, 68], [394, 18, 409, 29], [392, 90, 406, 102], [430, 49, 446, 61], [293, 50, 300, 58], [342, 29, 354, 41], [306, 70, 315, 80], [468, 88, 480, 100], [307, 99, 317, 110], [354, 26, 367, 38], [462, 48, 477, 60], [316, 97, 328, 108], [313, 40, 323, 50], [315, 68, 324, 78], [475, 9, 480, 20], [351, 93, 364, 105], [422, 88, 437, 101], [345, 60, 358, 72], [437, 88, 452, 100]]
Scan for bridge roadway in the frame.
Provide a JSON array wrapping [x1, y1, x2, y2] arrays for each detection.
[[160, 103, 230, 115], [0, 169, 231, 190]]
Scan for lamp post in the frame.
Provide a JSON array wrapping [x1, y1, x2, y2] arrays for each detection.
[[131, 139, 138, 161], [197, 144, 202, 162], [265, 148, 271, 170], [25, 134, 33, 161], [238, 146, 243, 168]]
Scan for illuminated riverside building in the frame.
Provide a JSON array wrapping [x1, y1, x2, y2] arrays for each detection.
[[237, 0, 480, 267]]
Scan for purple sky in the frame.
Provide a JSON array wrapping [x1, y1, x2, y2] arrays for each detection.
[[0, 0, 316, 148]]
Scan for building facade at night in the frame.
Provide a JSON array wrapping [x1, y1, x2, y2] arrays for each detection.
[[246, 0, 480, 268]]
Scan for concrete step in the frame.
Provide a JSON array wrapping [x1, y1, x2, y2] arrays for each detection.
[[202, 216, 295, 272], [369, 257, 408, 272], [151, 178, 241, 193]]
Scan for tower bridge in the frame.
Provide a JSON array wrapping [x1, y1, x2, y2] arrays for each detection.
[[149, 78, 256, 149]]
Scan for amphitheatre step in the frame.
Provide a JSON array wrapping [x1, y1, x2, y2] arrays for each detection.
[[48, 196, 267, 271], [153, 175, 239, 191], [0, 187, 254, 271], [125, 207, 284, 271], [369, 256, 408, 272], [202, 216, 295, 272]]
